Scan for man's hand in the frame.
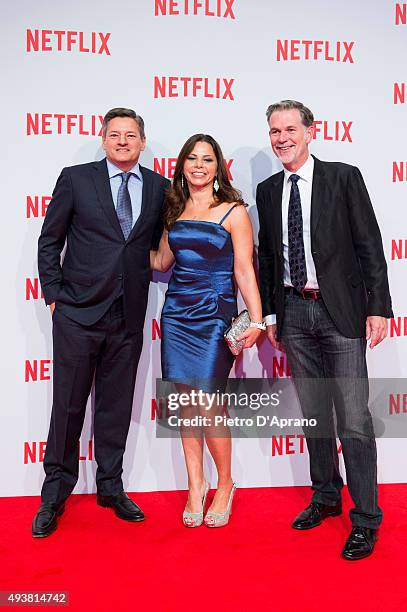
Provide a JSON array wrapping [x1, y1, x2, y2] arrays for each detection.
[[49, 303, 56, 316], [266, 324, 284, 352], [366, 316, 388, 349]]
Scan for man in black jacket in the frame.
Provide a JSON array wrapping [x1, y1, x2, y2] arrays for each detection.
[[257, 100, 393, 560], [33, 108, 169, 537]]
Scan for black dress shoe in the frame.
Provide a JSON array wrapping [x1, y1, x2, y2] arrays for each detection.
[[292, 501, 342, 530], [97, 492, 144, 522], [342, 527, 378, 560], [32, 502, 65, 538]]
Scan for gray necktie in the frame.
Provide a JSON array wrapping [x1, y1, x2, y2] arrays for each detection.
[[288, 174, 307, 291], [117, 172, 133, 240]]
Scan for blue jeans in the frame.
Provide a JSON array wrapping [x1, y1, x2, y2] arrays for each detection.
[[280, 292, 382, 529]]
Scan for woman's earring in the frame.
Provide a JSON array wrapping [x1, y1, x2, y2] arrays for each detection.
[[213, 176, 219, 191], [181, 174, 185, 189]]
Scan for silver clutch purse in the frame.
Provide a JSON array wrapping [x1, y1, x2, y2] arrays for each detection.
[[224, 309, 250, 355]]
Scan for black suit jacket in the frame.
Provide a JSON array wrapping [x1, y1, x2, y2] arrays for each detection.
[[38, 159, 170, 332], [256, 156, 393, 339]]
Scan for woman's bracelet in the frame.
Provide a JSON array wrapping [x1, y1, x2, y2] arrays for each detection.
[[249, 320, 266, 331]]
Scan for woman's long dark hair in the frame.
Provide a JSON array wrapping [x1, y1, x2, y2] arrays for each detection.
[[164, 134, 244, 229]]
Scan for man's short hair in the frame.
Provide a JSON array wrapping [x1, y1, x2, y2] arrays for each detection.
[[102, 107, 145, 139], [266, 100, 314, 128]]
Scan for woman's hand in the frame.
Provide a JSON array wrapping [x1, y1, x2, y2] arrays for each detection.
[[237, 326, 263, 349]]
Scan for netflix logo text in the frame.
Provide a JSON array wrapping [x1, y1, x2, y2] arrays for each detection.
[[154, 77, 235, 100], [394, 83, 406, 104], [272, 437, 342, 456], [389, 393, 407, 415], [154, 157, 234, 180], [26, 29, 111, 54], [26, 278, 43, 301], [26, 113, 104, 136], [151, 398, 170, 420], [272, 435, 306, 456], [154, 0, 236, 18], [26, 196, 51, 219], [390, 317, 407, 337], [152, 319, 161, 340], [276, 40, 354, 63], [24, 440, 93, 464], [393, 162, 407, 182], [25, 360, 52, 382], [391, 240, 407, 260], [395, 3, 407, 24], [270, 356, 291, 378], [313, 121, 352, 143]]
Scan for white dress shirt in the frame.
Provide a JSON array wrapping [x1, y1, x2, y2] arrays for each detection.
[[265, 154, 318, 326]]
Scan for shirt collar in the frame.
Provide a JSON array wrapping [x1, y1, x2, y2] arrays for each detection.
[[283, 154, 314, 184], [106, 158, 142, 180]]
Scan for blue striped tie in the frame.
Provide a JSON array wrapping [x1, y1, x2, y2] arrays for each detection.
[[117, 172, 133, 240], [288, 174, 307, 291]]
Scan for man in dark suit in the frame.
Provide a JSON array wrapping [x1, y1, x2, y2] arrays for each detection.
[[257, 100, 393, 560], [33, 108, 169, 537]]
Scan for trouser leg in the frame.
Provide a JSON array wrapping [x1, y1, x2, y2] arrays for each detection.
[[93, 301, 143, 496], [281, 294, 343, 505], [41, 309, 101, 504], [317, 300, 382, 528]]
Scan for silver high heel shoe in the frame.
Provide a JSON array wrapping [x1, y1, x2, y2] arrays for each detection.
[[204, 483, 237, 528], [183, 481, 210, 528]]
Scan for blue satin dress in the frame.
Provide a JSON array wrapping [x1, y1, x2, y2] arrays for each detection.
[[161, 206, 238, 392]]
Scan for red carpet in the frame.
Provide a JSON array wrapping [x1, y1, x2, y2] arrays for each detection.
[[1, 485, 406, 611]]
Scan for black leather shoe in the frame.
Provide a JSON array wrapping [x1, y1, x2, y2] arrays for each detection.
[[32, 502, 65, 538], [292, 501, 342, 530], [97, 492, 144, 522], [342, 527, 378, 560]]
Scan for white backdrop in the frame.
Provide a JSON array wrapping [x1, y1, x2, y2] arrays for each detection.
[[2, 0, 406, 496]]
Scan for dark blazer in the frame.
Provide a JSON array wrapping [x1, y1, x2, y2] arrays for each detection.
[[38, 159, 169, 332], [256, 156, 393, 339]]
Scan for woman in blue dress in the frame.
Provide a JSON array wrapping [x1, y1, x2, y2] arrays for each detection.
[[151, 134, 264, 527]]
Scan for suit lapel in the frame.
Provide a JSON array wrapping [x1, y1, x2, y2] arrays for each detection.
[[311, 156, 326, 240], [270, 171, 284, 249], [127, 165, 152, 241], [92, 159, 124, 240]]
